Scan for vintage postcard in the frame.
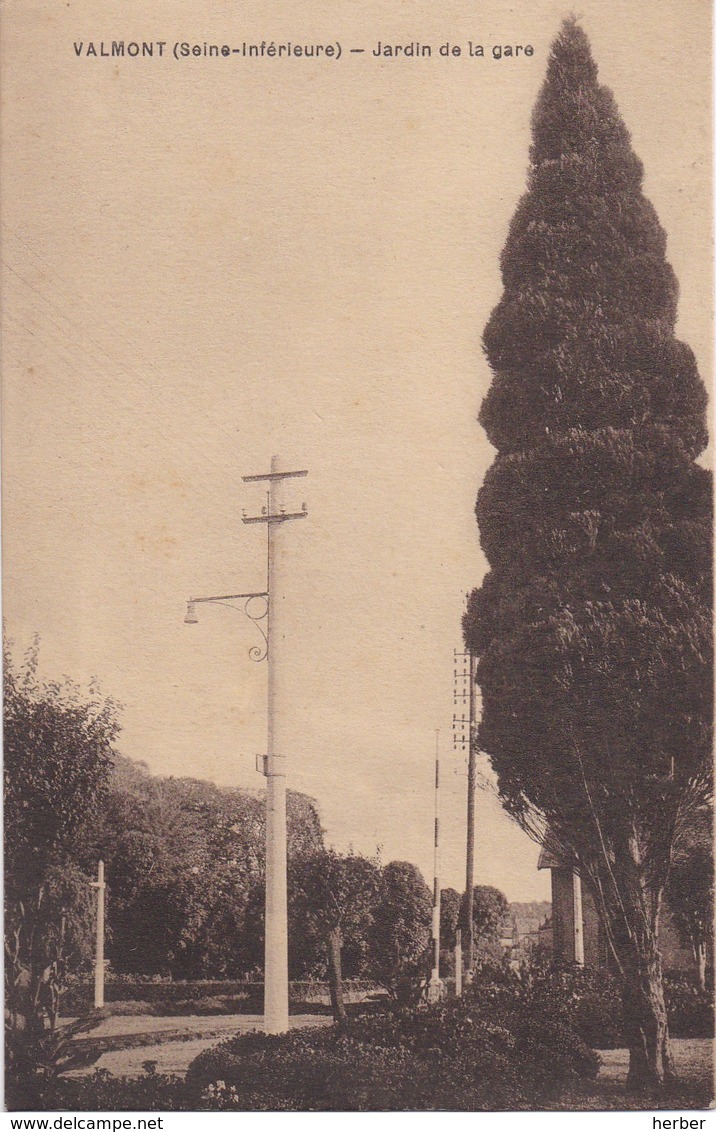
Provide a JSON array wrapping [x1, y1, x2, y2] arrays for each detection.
[[2, 0, 712, 1119]]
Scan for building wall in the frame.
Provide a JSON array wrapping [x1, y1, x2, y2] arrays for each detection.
[[538, 920, 554, 957], [581, 883, 603, 968], [550, 866, 696, 973], [551, 868, 578, 962]]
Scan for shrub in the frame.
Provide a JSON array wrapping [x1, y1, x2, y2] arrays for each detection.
[[664, 972, 714, 1039], [61, 977, 378, 1014], [28, 1068, 192, 1112], [186, 987, 599, 1110], [4, 1012, 118, 1111], [522, 963, 624, 1049], [61, 978, 259, 1013], [474, 961, 713, 1049]]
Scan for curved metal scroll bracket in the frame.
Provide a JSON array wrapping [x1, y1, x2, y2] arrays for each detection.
[[185, 592, 269, 663], [241, 594, 269, 662]]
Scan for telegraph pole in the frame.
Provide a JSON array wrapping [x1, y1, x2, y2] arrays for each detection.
[[455, 928, 463, 997], [453, 649, 478, 978], [465, 651, 477, 977], [91, 861, 105, 1009], [428, 729, 443, 1002], [242, 456, 308, 1034], [185, 455, 307, 1036]]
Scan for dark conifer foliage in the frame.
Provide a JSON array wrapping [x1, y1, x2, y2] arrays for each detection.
[[464, 18, 712, 1091]]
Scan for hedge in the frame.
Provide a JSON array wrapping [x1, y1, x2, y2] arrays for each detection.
[[61, 978, 380, 1014]]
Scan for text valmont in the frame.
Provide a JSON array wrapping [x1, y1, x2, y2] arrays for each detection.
[[72, 40, 344, 59]]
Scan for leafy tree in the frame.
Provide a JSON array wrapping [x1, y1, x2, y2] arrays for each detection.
[[370, 861, 432, 1005], [466, 885, 510, 962], [463, 18, 712, 1092], [97, 757, 324, 978], [97, 764, 263, 977], [440, 888, 462, 953], [666, 808, 713, 991], [439, 885, 509, 971], [437, 887, 462, 977], [4, 637, 118, 1078], [287, 849, 380, 1022]]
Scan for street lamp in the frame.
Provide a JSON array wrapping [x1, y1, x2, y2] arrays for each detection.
[[184, 455, 308, 1035], [183, 592, 270, 661]]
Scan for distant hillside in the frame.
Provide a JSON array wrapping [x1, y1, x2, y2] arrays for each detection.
[[508, 901, 551, 937]]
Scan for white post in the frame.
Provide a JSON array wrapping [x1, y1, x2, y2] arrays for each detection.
[[455, 928, 463, 998], [265, 455, 290, 1034], [572, 870, 585, 966], [93, 861, 105, 1009]]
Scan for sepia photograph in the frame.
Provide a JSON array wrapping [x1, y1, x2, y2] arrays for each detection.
[[1, 0, 713, 1119]]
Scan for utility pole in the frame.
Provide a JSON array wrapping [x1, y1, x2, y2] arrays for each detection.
[[453, 649, 478, 979], [91, 861, 105, 1009], [428, 729, 443, 1003], [465, 650, 477, 978], [185, 455, 308, 1036], [243, 456, 307, 1034]]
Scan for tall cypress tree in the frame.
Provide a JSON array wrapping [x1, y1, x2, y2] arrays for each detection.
[[464, 18, 712, 1092]]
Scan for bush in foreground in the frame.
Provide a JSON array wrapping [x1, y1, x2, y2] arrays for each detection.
[[665, 973, 715, 1040], [468, 962, 714, 1050], [15, 1067, 192, 1113], [185, 986, 599, 1110]]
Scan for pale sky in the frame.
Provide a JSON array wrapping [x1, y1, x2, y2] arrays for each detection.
[[2, 0, 711, 901]]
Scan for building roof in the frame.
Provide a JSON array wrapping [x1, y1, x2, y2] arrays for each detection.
[[537, 832, 576, 870]]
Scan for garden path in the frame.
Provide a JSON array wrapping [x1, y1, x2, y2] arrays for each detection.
[[64, 1015, 331, 1078]]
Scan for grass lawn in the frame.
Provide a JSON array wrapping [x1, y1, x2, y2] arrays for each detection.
[[548, 1039, 714, 1112]]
